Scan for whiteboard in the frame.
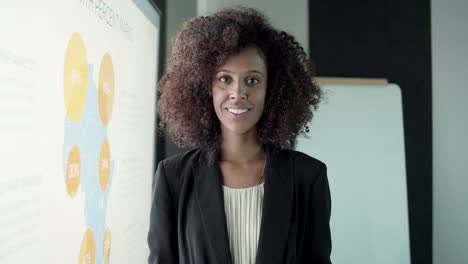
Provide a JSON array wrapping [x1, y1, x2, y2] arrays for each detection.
[[297, 83, 410, 264]]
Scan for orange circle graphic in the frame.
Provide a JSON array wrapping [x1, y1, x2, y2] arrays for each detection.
[[64, 32, 88, 122], [103, 228, 111, 264], [66, 145, 81, 197], [98, 53, 114, 126], [79, 228, 95, 264], [99, 139, 111, 191]]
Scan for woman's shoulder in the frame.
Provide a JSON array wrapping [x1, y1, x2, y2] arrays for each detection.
[[280, 148, 326, 169], [159, 147, 203, 172], [279, 148, 327, 185]]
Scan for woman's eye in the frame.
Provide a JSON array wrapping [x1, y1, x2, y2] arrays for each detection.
[[219, 76, 231, 83], [246, 78, 259, 85]]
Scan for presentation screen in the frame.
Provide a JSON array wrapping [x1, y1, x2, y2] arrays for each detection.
[[0, 1, 160, 263]]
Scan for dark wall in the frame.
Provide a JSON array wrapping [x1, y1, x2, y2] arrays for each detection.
[[308, 0, 432, 263], [150, 0, 167, 169], [152, 0, 196, 163]]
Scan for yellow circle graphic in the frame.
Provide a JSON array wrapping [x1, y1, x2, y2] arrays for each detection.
[[66, 145, 81, 197], [64, 32, 88, 122], [99, 139, 111, 191], [98, 53, 115, 126], [103, 228, 111, 264], [79, 228, 95, 264]]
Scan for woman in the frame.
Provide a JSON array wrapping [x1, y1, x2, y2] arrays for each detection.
[[148, 7, 332, 264]]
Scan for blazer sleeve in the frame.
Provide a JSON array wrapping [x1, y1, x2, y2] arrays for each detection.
[[301, 163, 332, 264], [148, 161, 179, 264]]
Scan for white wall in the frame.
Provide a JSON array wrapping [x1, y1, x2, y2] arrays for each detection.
[[197, 0, 309, 52], [432, 0, 468, 263]]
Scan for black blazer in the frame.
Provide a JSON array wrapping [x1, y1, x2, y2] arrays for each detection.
[[147, 145, 332, 264]]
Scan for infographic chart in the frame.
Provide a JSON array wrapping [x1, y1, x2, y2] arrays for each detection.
[[0, 1, 160, 263], [63, 32, 115, 264]]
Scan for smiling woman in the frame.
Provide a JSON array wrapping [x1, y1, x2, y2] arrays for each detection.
[[156, 7, 323, 163], [212, 47, 267, 136], [149, 6, 332, 264]]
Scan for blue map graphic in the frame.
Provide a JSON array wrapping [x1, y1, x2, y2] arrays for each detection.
[[63, 63, 114, 263]]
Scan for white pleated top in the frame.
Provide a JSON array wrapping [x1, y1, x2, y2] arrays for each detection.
[[222, 182, 265, 264]]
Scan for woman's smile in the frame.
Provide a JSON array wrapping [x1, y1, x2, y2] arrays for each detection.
[[225, 107, 252, 120]]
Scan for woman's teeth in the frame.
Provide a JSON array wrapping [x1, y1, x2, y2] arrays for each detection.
[[227, 108, 249, 114]]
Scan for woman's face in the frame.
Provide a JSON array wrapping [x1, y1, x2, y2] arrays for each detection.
[[212, 47, 268, 135]]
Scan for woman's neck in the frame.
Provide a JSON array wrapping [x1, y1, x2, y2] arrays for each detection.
[[219, 129, 265, 163]]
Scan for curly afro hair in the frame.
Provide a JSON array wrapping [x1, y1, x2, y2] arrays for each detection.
[[157, 6, 322, 164]]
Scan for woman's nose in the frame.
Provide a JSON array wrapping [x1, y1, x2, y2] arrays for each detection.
[[229, 82, 248, 99]]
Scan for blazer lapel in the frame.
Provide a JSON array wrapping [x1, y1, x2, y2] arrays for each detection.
[[193, 150, 233, 264], [255, 146, 293, 264], [192, 146, 293, 264]]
